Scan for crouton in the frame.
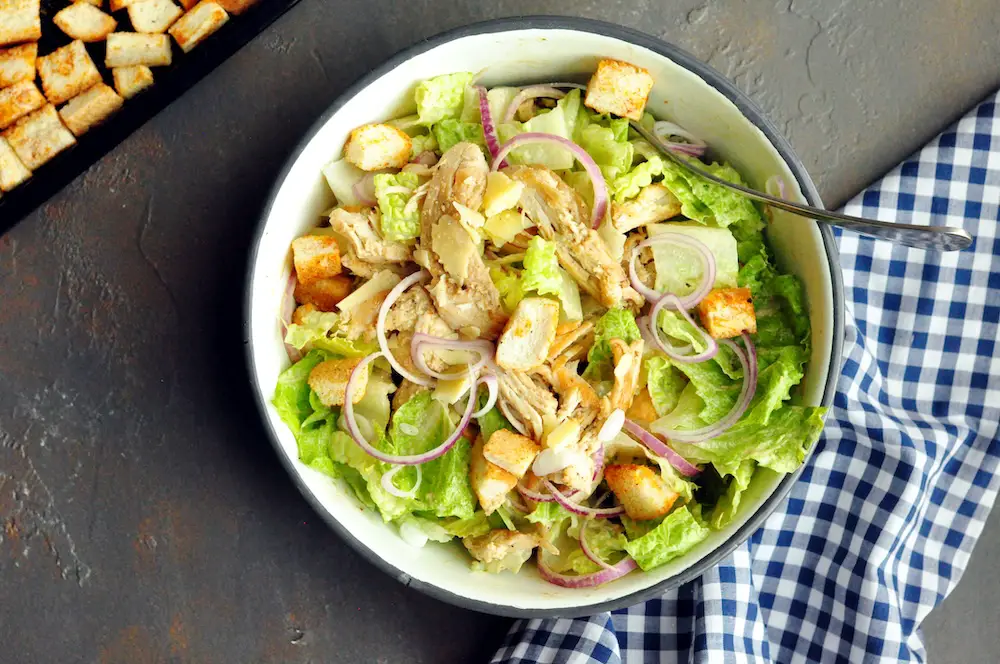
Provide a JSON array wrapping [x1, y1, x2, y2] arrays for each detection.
[[584, 58, 654, 121], [168, 2, 228, 53], [604, 464, 677, 521], [58, 83, 124, 136], [307, 357, 366, 407], [127, 0, 182, 33], [293, 274, 352, 311], [495, 297, 560, 371], [37, 41, 102, 106], [112, 65, 154, 99], [80, 0, 104, 5], [470, 436, 517, 515], [484, 429, 540, 478], [0, 0, 40, 47], [105, 32, 172, 68], [625, 387, 658, 427], [291, 303, 318, 326], [463, 528, 538, 564], [696, 287, 757, 339], [53, 3, 117, 42], [343, 123, 412, 172], [2, 104, 75, 170], [215, 0, 257, 14], [0, 79, 44, 130], [176, 0, 197, 8], [0, 135, 29, 191], [109, 0, 143, 11], [292, 235, 342, 286], [0, 42, 35, 87]]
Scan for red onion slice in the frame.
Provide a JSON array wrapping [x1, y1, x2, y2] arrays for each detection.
[[376, 270, 433, 386], [381, 465, 422, 499], [280, 273, 302, 363], [648, 294, 719, 364], [651, 333, 758, 444], [496, 396, 530, 436], [411, 333, 495, 381], [343, 352, 476, 465], [492, 132, 609, 229], [505, 492, 529, 514], [766, 175, 787, 199], [537, 549, 637, 588], [352, 172, 377, 206], [628, 232, 716, 308], [579, 519, 614, 570], [622, 418, 701, 478], [653, 120, 707, 157], [503, 86, 567, 122], [476, 85, 505, 166], [543, 480, 624, 519], [591, 444, 605, 482], [516, 479, 555, 503], [470, 373, 499, 418], [413, 151, 438, 166]]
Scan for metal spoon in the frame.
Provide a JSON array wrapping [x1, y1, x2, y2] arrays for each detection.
[[629, 121, 973, 251]]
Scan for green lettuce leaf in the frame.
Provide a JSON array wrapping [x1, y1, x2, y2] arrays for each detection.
[[624, 506, 711, 571], [441, 511, 492, 538], [521, 236, 582, 320], [284, 311, 377, 358], [476, 391, 513, 443], [577, 120, 633, 180], [587, 307, 642, 367], [374, 171, 421, 242], [410, 132, 438, 158], [545, 520, 628, 575], [658, 159, 764, 230], [611, 156, 664, 202], [272, 350, 328, 436], [490, 265, 526, 314], [415, 72, 473, 125], [497, 89, 581, 170], [432, 119, 485, 154], [645, 356, 687, 417], [709, 461, 755, 530]]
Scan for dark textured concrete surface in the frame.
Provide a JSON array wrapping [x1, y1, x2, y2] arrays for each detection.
[[1, 1, 998, 662]]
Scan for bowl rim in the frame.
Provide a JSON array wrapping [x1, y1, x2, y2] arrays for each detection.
[[242, 15, 845, 618]]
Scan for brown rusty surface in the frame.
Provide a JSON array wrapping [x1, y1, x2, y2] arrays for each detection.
[[1, 1, 999, 662]]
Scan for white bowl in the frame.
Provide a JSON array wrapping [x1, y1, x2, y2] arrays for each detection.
[[244, 17, 844, 617]]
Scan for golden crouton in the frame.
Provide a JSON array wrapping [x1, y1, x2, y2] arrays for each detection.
[[0, 0, 40, 47], [105, 32, 172, 68], [308, 357, 367, 407], [0, 79, 44, 130], [0, 135, 29, 191], [112, 65, 154, 99], [0, 42, 35, 87], [168, 2, 228, 53], [3, 104, 76, 170], [109, 0, 143, 11], [696, 287, 757, 340], [625, 387, 658, 427], [343, 123, 412, 172], [484, 429, 541, 479], [291, 303, 318, 326], [604, 464, 678, 521], [469, 436, 518, 515], [294, 274, 353, 311], [53, 3, 117, 42], [584, 58, 654, 121], [215, 0, 258, 14], [37, 41, 102, 106], [292, 235, 342, 286], [127, 0, 182, 34], [495, 297, 560, 371], [59, 83, 124, 136]]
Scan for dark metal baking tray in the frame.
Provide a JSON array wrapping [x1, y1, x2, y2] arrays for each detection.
[[0, 0, 302, 233]]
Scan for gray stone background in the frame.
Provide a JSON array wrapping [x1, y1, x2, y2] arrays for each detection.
[[1, 1, 998, 661]]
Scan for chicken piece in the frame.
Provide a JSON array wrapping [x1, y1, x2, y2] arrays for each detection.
[[463, 528, 538, 565], [294, 274, 352, 311], [551, 359, 601, 430], [389, 331, 421, 376], [623, 229, 656, 294], [469, 436, 518, 515], [696, 287, 757, 339], [584, 58, 654, 121], [547, 319, 595, 363], [625, 387, 658, 428], [484, 429, 540, 478], [496, 370, 558, 441], [392, 378, 427, 411], [612, 183, 682, 233], [507, 165, 640, 308], [328, 207, 412, 274], [308, 357, 366, 407], [419, 143, 505, 339], [383, 284, 434, 333], [604, 464, 678, 521], [495, 297, 559, 371], [609, 338, 644, 412], [292, 235, 342, 285], [343, 123, 411, 171]]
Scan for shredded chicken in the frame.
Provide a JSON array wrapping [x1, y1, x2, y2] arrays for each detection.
[[496, 369, 558, 440], [505, 165, 640, 308], [418, 143, 506, 338], [328, 208, 412, 279], [384, 285, 435, 333], [623, 229, 656, 294], [463, 528, 539, 564], [340, 291, 388, 341], [547, 319, 596, 364], [612, 183, 682, 232], [609, 338, 644, 411]]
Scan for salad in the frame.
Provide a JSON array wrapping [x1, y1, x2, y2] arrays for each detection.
[[272, 58, 826, 588]]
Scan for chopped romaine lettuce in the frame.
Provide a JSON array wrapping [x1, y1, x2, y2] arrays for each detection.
[[273, 350, 328, 436], [415, 72, 474, 125], [490, 265, 526, 314], [709, 461, 755, 530], [586, 307, 642, 370], [646, 222, 739, 294], [410, 133, 438, 158], [284, 309, 378, 358], [521, 236, 582, 321], [497, 89, 582, 170], [374, 171, 421, 242], [645, 356, 687, 417], [432, 119, 485, 153], [577, 120, 633, 180], [611, 156, 664, 202], [624, 506, 711, 571]]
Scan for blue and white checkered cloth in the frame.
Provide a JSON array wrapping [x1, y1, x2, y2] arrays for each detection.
[[492, 91, 1000, 663]]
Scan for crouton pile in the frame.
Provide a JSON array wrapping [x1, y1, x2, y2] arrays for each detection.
[[0, 0, 259, 197]]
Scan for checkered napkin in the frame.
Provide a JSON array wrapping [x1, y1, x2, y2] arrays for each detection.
[[491, 91, 1000, 663]]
